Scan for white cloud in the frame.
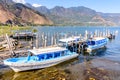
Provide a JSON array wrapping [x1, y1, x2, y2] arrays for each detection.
[[12, 0, 26, 4], [32, 4, 42, 7]]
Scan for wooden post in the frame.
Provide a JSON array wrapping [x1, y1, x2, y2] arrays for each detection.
[[54, 38, 56, 46], [85, 30, 88, 40], [51, 36, 53, 46], [41, 33, 44, 47], [30, 38, 33, 49], [54, 33, 56, 45], [5, 34, 15, 55], [36, 34, 39, 49], [44, 36, 47, 47]]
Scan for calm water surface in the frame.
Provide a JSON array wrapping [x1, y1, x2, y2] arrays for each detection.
[[0, 26, 120, 80]]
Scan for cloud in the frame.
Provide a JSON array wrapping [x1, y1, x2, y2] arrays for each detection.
[[12, 0, 26, 4], [32, 4, 42, 7]]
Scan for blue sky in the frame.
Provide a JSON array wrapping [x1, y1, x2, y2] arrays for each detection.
[[14, 0, 120, 13]]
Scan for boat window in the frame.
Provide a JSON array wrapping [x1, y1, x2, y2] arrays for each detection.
[[46, 53, 53, 59], [103, 39, 106, 42], [28, 52, 33, 56], [61, 51, 65, 56], [58, 41, 66, 47], [87, 41, 95, 45], [76, 38, 80, 41], [65, 50, 68, 54], [103, 39, 105, 42], [96, 40, 101, 44], [87, 41, 91, 45], [91, 41, 95, 45], [101, 40, 104, 43], [95, 41, 97, 44], [54, 52, 60, 58], [99, 40, 101, 44], [98, 40, 100, 44], [37, 54, 45, 60]]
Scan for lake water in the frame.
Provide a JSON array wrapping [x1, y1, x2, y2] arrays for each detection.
[[0, 26, 120, 80], [36, 26, 120, 58]]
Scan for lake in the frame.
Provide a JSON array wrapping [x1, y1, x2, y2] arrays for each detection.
[[0, 26, 120, 80]]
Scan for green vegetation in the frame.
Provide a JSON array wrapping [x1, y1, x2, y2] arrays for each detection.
[[0, 26, 32, 36], [32, 28, 38, 33]]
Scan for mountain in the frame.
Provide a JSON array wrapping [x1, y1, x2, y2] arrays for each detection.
[[28, 5, 119, 26], [49, 6, 98, 25], [36, 6, 50, 15], [0, 0, 53, 26], [0, 0, 15, 24], [99, 13, 120, 25]]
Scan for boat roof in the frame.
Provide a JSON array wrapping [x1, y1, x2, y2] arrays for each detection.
[[91, 37, 106, 41], [28, 47, 67, 55], [59, 36, 80, 43]]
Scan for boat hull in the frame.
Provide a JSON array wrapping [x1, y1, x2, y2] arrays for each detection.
[[4, 54, 78, 72], [87, 42, 107, 52]]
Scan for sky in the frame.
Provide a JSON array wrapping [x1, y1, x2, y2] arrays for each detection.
[[13, 0, 120, 13]]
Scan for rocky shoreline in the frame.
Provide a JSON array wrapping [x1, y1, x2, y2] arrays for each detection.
[[66, 58, 120, 80]]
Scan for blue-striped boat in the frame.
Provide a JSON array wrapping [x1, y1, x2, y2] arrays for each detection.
[[3, 47, 78, 72], [86, 37, 109, 52]]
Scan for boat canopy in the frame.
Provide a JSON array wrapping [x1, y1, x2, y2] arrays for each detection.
[[91, 37, 106, 41], [59, 36, 80, 43], [28, 47, 67, 55]]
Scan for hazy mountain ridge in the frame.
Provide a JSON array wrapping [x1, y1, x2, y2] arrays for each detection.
[[0, 0, 119, 26], [0, 0, 53, 25], [27, 4, 120, 26]]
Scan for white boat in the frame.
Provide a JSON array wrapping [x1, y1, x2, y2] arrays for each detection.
[[86, 37, 109, 52], [3, 47, 78, 72], [58, 36, 81, 47]]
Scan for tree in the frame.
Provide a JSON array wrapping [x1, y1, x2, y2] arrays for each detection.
[[6, 20, 13, 27]]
